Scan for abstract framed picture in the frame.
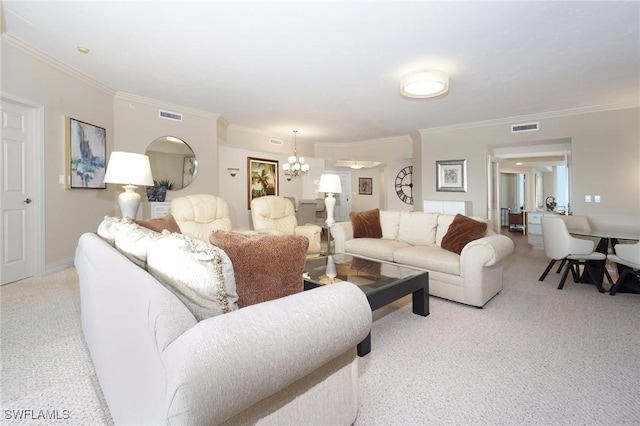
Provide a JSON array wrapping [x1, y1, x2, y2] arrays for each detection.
[[248, 157, 279, 209], [182, 156, 196, 188], [65, 117, 106, 189], [436, 159, 467, 192], [358, 177, 373, 195]]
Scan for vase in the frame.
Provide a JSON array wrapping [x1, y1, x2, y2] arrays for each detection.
[[155, 186, 167, 202], [146, 186, 157, 202]]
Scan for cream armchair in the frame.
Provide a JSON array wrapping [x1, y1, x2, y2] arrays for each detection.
[[251, 196, 322, 255], [171, 194, 233, 241]]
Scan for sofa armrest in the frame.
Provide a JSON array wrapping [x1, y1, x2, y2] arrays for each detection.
[[161, 281, 371, 425], [330, 221, 353, 254], [460, 234, 515, 269]]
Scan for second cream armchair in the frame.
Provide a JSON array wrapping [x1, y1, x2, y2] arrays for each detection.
[[251, 196, 322, 255]]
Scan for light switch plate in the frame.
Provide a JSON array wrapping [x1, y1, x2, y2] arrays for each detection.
[[594, 195, 601, 203], [585, 195, 591, 202]]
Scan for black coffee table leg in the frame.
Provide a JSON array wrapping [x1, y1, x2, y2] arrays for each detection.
[[412, 286, 429, 316], [357, 332, 371, 357]]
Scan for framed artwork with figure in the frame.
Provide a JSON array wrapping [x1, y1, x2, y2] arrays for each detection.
[[248, 157, 279, 209], [436, 159, 467, 192], [359, 177, 373, 195], [65, 117, 107, 189]]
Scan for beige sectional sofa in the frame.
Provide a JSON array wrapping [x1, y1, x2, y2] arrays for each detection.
[[331, 211, 515, 307], [75, 228, 371, 425]]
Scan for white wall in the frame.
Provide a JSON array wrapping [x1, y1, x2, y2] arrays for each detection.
[[415, 107, 640, 231], [2, 36, 115, 269]]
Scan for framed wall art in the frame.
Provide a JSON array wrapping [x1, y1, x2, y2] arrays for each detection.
[[182, 156, 196, 188], [65, 117, 107, 189], [248, 157, 279, 208], [436, 159, 467, 192], [358, 177, 373, 195]]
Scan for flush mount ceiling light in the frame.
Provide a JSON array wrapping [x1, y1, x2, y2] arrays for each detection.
[[400, 70, 449, 98]]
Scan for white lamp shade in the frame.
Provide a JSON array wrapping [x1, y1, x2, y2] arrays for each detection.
[[318, 174, 342, 194], [103, 151, 154, 186], [400, 70, 449, 98]]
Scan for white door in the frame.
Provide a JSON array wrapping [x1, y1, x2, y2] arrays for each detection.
[[487, 155, 501, 233], [329, 171, 351, 223], [1, 99, 37, 285]]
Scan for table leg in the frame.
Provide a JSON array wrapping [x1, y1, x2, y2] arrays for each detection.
[[357, 332, 371, 357], [412, 287, 430, 316]]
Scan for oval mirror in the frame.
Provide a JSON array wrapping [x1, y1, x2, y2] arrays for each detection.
[[145, 136, 197, 190]]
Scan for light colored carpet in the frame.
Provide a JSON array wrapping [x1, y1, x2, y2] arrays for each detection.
[[1, 238, 639, 425]]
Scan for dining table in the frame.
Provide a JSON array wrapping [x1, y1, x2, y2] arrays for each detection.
[[567, 228, 640, 292]]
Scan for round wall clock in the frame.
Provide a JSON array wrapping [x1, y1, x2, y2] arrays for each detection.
[[395, 165, 413, 205]]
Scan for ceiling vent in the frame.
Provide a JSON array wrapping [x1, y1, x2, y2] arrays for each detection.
[[511, 122, 539, 133], [159, 109, 183, 122], [269, 138, 283, 146]]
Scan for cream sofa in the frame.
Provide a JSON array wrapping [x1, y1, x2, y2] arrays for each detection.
[[75, 232, 371, 425], [331, 211, 515, 307]]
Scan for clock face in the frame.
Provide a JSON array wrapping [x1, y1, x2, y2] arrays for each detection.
[[395, 166, 413, 205]]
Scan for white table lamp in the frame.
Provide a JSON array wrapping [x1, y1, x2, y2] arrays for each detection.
[[103, 151, 154, 219], [318, 174, 342, 227]]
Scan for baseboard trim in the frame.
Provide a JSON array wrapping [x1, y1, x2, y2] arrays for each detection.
[[45, 258, 75, 276]]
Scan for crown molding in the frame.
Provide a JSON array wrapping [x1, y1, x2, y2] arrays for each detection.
[[317, 134, 412, 149], [115, 92, 220, 120], [418, 102, 640, 135], [2, 33, 116, 96]]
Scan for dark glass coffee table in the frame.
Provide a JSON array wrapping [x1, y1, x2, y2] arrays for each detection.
[[303, 254, 429, 356]]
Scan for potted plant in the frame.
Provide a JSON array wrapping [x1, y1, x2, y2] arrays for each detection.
[[154, 178, 173, 202]]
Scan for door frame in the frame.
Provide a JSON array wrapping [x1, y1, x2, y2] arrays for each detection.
[[487, 155, 501, 233], [1, 93, 46, 281]]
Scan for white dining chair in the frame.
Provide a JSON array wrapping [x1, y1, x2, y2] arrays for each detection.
[[540, 216, 607, 292], [607, 241, 640, 295]]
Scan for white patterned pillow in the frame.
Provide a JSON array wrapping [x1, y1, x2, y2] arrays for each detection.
[[146, 233, 239, 321], [114, 222, 163, 268], [97, 216, 132, 246]]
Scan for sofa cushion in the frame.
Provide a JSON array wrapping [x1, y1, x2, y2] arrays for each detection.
[[147, 233, 239, 321], [379, 211, 401, 240], [114, 222, 164, 268], [209, 231, 308, 308], [393, 246, 461, 276], [135, 214, 181, 234], [344, 238, 411, 262], [350, 208, 383, 238], [97, 216, 132, 246], [441, 214, 488, 254], [397, 211, 438, 247]]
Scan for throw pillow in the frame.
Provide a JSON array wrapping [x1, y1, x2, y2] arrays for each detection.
[[441, 214, 488, 255], [147, 233, 239, 321], [209, 231, 308, 308], [350, 208, 383, 239], [135, 214, 181, 234]]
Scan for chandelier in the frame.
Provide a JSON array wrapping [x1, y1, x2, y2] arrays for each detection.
[[282, 130, 309, 180]]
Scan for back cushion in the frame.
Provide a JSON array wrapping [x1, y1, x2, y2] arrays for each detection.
[[97, 216, 132, 246], [147, 233, 239, 321], [435, 214, 456, 246], [114, 222, 164, 268], [397, 211, 438, 246], [380, 211, 401, 239]]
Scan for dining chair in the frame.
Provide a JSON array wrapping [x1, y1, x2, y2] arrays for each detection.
[[540, 216, 607, 292], [607, 241, 640, 295]]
